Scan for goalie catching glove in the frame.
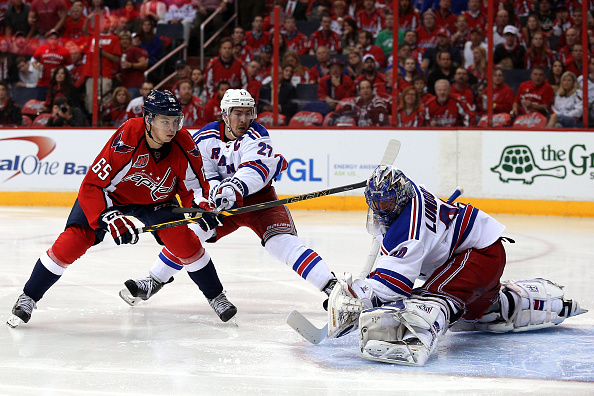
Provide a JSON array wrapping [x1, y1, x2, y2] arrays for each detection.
[[100, 209, 139, 245], [327, 273, 380, 339], [210, 178, 245, 211]]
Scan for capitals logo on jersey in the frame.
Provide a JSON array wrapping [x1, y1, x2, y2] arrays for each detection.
[[111, 132, 135, 153], [122, 168, 177, 201]]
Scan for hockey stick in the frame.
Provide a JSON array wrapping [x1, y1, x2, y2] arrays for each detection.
[[141, 181, 366, 233], [288, 186, 464, 345], [285, 140, 400, 345], [144, 140, 402, 233]]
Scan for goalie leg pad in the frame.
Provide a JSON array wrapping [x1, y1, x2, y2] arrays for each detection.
[[327, 274, 379, 339], [476, 278, 587, 333], [359, 297, 450, 366]]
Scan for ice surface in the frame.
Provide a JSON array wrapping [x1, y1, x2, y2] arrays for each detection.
[[1, 207, 592, 395]]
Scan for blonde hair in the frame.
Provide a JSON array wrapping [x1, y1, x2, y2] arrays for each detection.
[[473, 46, 487, 71], [557, 71, 578, 97]]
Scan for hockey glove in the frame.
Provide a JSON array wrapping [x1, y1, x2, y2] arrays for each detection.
[[100, 209, 139, 245], [194, 202, 224, 232], [210, 178, 245, 211]]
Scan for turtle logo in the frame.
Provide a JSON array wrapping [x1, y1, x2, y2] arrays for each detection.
[[491, 145, 566, 184]]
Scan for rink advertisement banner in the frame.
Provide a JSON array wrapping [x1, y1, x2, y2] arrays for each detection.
[[0, 129, 440, 194], [482, 131, 594, 201], [0, 130, 107, 191]]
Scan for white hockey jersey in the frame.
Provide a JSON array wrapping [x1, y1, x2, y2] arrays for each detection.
[[192, 121, 288, 197], [367, 181, 506, 302]]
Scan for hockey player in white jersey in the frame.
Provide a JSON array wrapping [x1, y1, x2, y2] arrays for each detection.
[[327, 165, 586, 366], [121, 89, 337, 319]]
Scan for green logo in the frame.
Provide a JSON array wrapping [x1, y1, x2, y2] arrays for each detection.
[[491, 145, 566, 184]]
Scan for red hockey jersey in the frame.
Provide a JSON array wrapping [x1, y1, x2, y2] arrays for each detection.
[[78, 118, 207, 229]]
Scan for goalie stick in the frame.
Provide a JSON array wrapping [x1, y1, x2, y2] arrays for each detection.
[[285, 139, 401, 344], [287, 185, 464, 345], [142, 140, 402, 234]]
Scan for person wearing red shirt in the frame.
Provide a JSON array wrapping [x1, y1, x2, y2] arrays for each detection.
[[525, 32, 554, 70], [177, 79, 204, 127], [282, 16, 309, 55], [355, 0, 384, 37], [246, 60, 262, 102], [416, 9, 438, 53], [355, 54, 388, 98], [202, 80, 229, 122], [336, 79, 389, 126], [28, 0, 68, 37], [33, 30, 72, 99], [359, 29, 386, 68], [511, 66, 555, 117], [395, 85, 425, 127], [461, 0, 486, 31], [308, 45, 330, 84], [308, 14, 341, 54], [399, 0, 421, 31], [564, 44, 583, 76], [245, 15, 271, 56], [450, 67, 476, 120], [81, 15, 121, 113], [62, 1, 86, 46], [425, 79, 471, 126], [557, 27, 578, 65], [435, 0, 457, 34], [490, 68, 516, 115], [116, 30, 148, 99], [318, 58, 355, 111], [204, 37, 248, 98]]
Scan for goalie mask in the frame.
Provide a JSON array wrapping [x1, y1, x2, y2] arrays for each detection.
[[364, 165, 415, 223]]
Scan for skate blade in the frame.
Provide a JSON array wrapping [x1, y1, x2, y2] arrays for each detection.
[[119, 289, 142, 306], [361, 341, 426, 366], [6, 315, 23, 328]]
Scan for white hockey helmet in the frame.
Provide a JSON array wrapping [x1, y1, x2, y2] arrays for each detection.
[[220, 88, 257, 118]]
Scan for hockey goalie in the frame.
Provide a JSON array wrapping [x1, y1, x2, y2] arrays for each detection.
[[326, 165, 587, 366]]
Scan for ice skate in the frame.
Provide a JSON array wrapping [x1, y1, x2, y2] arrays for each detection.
[[119, 275, 173, 306], [208, 292, 237, 322], [7, 293, 37, 328]]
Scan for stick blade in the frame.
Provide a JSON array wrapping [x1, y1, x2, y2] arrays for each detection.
[[380, 139, 401, 165], [286, 310, 327, 344]]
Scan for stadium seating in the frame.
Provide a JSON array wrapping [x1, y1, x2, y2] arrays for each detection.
[[288, 111, 323, 127], [296, 83, 318, 102], [32, 113, 51, 127], [156, 23, 184, 47], [302, 101, 330, 116], [503, 70, 532, 94], [12, 87, 39, 108], [256, 112, 287, 126], [296, 20, 320, 37]]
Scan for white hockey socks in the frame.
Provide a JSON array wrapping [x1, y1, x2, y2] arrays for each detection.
[[265, 234, 334, 290]]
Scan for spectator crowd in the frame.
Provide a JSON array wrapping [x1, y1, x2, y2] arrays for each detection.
[[0, 0, 592, 128]]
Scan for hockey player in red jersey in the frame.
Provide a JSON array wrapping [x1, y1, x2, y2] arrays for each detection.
[[327, 165, 586, 366], [7, 90, 237, 328], [122, 89, 339, 313]]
